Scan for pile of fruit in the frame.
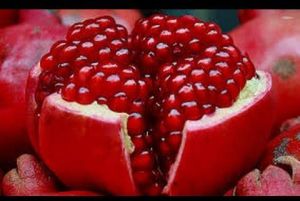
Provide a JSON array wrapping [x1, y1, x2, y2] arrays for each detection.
[[1, 9, 300, 196]]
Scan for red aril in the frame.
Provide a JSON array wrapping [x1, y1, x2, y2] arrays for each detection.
[[26, 14, 274, 195]]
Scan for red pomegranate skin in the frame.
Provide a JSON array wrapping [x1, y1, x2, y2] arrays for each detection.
[[238, 9, 300, 24], [55, 9, 142, 32], [0, 23, 67, 168], [0, 10, 18, 28], [225, 156, 300, 196], [2, 154, 101, 196], [230, 12, 300, 129], [260, 116, 300, 169]]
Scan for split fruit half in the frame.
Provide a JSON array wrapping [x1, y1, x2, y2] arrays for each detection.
[[26, 14, 274, 195]]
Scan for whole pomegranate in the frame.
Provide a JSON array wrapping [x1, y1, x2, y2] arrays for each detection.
[[0, 14, 67, 168], [2, 154, 100, 196], [259, 116, 300, 169], [26, 14, 274, 195], [226, 156, 300, 196], [230, 12, 300, 129]]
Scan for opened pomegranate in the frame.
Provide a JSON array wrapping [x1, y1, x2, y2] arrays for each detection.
[[2, 154, 100, 196], [26, 14, 274, 195], [226, 156, 300, 196]]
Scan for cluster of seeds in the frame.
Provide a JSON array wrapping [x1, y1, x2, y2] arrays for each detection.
[[131, 14, 256, 175], [36, 14, 257, 195], [131, 14, 234, 76], [36, 16, 164, 195], [153, 51, 255, 174]]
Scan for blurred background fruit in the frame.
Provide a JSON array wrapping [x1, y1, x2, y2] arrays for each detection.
[[55, 9, 142, 31]]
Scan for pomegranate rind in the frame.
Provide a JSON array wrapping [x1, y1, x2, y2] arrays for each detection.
[[38, 93, 137, 195], [26, 64, 42, 153], [164, 71, 274, 195], [259, 122, 300, 170], [2, 154, 57, 196], [230, 156, 300, 196]]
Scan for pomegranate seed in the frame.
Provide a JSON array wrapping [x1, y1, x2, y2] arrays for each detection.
[[131, 151, 154, 171], [128, 113, 146, 136]]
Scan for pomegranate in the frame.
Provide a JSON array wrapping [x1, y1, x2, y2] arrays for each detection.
[[0, 22, 67, 168], [260, 116, 300, 169], [26, 14, 274, 195], [2, 154, 100, 196], [230, 12, 300, 129], [55, 9, 142, 32], [238, 9, 300, 24], [226, 156, 300, 196]]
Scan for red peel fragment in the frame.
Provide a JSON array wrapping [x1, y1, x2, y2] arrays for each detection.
[[227, 156, 300, 196], [2, 154, 101, 196]]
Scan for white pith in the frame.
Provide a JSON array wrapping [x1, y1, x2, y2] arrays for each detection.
[[185, 70, 268, 130]]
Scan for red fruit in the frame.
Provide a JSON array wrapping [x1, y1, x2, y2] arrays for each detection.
[[230, 12, 300, 130], [280, 116, 300, 133], [0, 10, 18, 28], [2, 154, 57, 196], [226, 156, 300, 196], [238, 9, 300, 24], [259, 116, 300, 169], [0, 23, 67, 168], [2, 154, 100, 196], [26, 14, 274, 195], [19, 9, 61, 26], [55, 9, 142, 32]]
